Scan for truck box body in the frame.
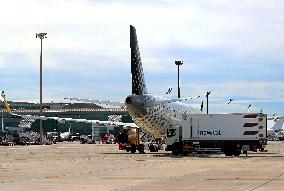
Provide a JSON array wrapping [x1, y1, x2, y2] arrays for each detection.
[[181, 113, 267, 141], [166, 113, 267, 155]]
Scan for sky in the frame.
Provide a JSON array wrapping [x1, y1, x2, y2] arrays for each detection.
[[0, 0, 284, 116]]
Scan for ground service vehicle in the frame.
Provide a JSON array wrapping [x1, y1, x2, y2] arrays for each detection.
[[125, 127, 145, 153], [165, 113, 267, 156], [117, 127, 144, 153], [80, 135, 95, 144]]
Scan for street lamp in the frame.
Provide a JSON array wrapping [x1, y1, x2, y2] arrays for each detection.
[[247, 104, 251, 113], [166, 88, 172, 95], [175, 61, 183, 98], [36, 33, 47, 144], [228, 98, 234, 104], [206, 91, 211, 114]]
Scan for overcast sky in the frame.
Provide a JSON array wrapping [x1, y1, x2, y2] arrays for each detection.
[[0, 0, 283, 115]]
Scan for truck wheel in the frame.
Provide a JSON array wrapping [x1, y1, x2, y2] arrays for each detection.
[[224, 150, 233, 156], [233, 150, 241, 156], [172, 142, 182, 156], [234, 145, 241, 156], [182, 151, 189, 156], [172, 145, 181, 156], [138, 144, 145, 154], [172, 148, 180, 156], [223, 146, 233, 156], [223, 144, 234, 156], [131, 144, 136, 154], [149, 144, 158, 152]]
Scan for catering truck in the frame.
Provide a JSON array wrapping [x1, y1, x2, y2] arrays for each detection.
[[166, 113, 267, 156]]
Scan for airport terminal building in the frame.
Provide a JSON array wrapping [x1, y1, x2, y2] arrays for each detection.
[[0, 101, 132, 136]]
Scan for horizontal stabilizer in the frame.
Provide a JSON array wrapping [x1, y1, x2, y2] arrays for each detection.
[[64, 97, 125, 108]]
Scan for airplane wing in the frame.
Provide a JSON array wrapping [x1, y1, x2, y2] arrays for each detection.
[[145, 96, 200, 107], [1, 91, 136, 128], [267, 116, 284, 121], [9, 113, 49, 120], [267, 116, 284, 131], [64, 97, 125, 108], [64, 95, 199, 108]]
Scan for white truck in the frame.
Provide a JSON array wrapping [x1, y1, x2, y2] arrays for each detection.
[[166, 113, 267, 156]]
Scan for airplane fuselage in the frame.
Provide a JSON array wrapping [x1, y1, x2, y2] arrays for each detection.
[[126, 94, 199, 137]]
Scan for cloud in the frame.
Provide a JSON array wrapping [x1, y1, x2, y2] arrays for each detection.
[[178, 81, 284, 115], [181, 81, 284, 100], [2, 0, 284, 69], [0, 0, 283, 116]]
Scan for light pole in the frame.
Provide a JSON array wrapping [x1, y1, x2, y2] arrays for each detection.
[[1, 101, 4, 132], [228, 98, 234, 104], [175, 61, 183, 98], [247, 104, 251, 113], [206, 91, 211, 114], [36, 33, 47, 144]]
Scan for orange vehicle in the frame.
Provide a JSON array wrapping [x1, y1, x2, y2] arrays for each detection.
[[117, 126, 144, 154]]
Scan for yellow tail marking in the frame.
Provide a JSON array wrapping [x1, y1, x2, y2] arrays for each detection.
[[1, 91, 12, 113]]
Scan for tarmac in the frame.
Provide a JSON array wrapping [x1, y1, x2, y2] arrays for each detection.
[[0, 141, 284, 191]]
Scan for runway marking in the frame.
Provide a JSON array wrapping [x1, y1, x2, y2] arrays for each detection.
[[250, 173, 284, 191], [135, 159, 145, 162], [13, 158, 27, 161], [207, 177, 284, 181], [102, 177, 155, 180]]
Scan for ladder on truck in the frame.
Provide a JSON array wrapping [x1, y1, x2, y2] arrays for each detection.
[[195, 147, 222, 153]]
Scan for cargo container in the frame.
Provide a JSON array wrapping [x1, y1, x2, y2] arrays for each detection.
[[165, 113, 267, 156]]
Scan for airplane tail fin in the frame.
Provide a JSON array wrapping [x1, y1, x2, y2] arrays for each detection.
[[1, 91, 12, 113], [272, 118, 284, 130], [130, 25, 148, 95]]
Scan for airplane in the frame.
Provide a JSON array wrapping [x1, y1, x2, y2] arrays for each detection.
[[124, 25, 201, 138], [0, 91, 132, 131], [1, 25, 201, 144], [65, 25, 201, 138], [267, 116, 284, 136], [59, 126, 72, 141], [4, 25, 282, 142], [72, 26, 278, 139]]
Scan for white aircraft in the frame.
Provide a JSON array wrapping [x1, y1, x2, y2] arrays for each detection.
[[6, 25, 281, 141], [65, 25, 200, 138], [59, 127, 72, 140], [0, 91, 131, 130], [267, 116, 284, 136], [2, 26, 201, 140], [124, 25, 201, 137], [125, 26, 284, 139]]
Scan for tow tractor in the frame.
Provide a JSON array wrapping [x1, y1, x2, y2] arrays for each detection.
[[117, 125, 145, 153]]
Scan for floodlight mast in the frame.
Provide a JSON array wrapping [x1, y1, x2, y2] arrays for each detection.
[[175, 61, 183, 98], [206, 91, 211, 114], [36, 33, 47, 145]]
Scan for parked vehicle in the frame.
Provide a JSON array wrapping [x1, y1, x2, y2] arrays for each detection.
[[165, 113, 267, 156]]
